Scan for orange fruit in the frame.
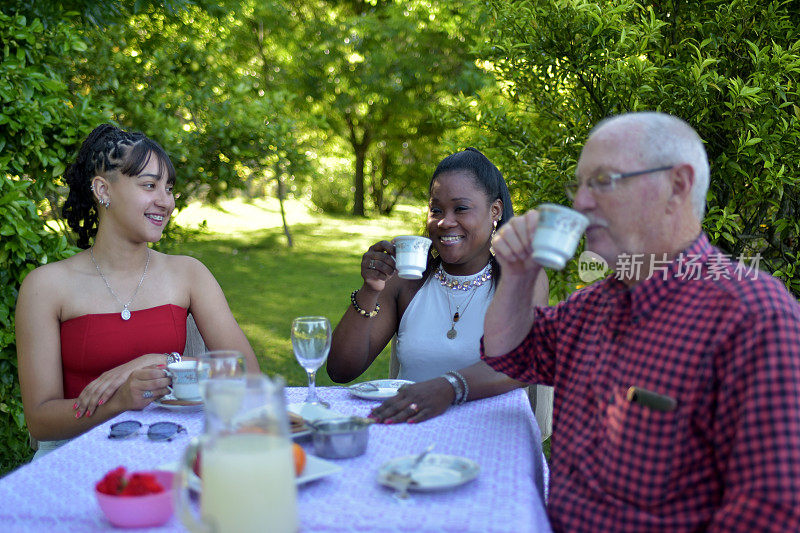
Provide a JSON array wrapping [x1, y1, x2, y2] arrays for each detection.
[[293, 443, 306, 476]]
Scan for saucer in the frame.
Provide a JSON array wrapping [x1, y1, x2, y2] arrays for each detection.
[[348, 379, 414, 400], [153, 396, 203, 413], [377, 453, 479, 492]]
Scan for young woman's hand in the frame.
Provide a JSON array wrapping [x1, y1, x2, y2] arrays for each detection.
[[73, 354, 164, 418], [116, 366, 172, 411]]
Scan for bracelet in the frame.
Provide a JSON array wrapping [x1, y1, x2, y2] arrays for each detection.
[[350, 289, 380, 318], [447, 370, 469, 405], [442, 373, 464, 405]]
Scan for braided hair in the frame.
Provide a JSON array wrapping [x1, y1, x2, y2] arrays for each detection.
[[62, 124, 176, 249], [425, 147, 514, 286]]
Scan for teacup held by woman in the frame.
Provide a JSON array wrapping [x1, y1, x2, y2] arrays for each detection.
[[165, 361, 200, 401], [394, 236, 432, 280]]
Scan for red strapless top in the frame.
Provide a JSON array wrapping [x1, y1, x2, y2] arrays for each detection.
[[60, 304, 187, 399]]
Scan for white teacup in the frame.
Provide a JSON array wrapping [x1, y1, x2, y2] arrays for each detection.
[[394, 236, 432, 280], [531, 204, 590, 270], [165, 361, 201, 401]]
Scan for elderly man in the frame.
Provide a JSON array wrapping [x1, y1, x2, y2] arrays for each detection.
[[482, 112, 800, 532]]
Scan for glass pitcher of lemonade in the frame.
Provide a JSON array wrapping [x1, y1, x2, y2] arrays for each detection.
[[175, 374, 298, 533]]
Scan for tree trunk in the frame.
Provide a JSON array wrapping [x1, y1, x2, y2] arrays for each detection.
[[353, 145, 366, 217], [369, 152, 384, 214], [345, 112, 371, 217], [378, 149, 389, 214], [274, 161, 293, 247]]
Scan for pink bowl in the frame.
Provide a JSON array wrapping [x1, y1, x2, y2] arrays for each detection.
[[95, 470, 174, 528]]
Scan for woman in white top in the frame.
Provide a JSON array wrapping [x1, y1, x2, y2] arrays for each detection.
[[328, 148, 549, 423]]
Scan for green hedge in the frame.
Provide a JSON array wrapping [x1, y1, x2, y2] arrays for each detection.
[[0, 9, 93, 476], [0, 179, 77, 475]]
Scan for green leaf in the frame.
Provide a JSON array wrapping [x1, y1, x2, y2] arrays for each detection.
[[51, 162, 65, 177]]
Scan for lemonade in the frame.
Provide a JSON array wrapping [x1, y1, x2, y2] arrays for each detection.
[[202, 433, 298, 533]]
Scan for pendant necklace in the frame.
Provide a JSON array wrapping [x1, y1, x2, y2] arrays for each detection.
[[90, 247, 151, 321], [439, 263, 492, 340], [446, 286, 480, 339]]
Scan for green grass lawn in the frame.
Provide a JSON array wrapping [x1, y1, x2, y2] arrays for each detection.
[[165, 196, 424, 388]]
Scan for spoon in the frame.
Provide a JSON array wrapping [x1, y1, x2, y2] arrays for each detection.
[[391, 444, 435, 500]]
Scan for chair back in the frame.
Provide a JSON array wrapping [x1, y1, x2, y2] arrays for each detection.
[[183, 313, 207, 358], [388, 335, 400, 378], [528, 385, 553, 440]]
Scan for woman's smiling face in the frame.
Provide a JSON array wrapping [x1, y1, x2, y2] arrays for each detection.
[[101, 153, 175, 243], [427, 170, 502, 276]]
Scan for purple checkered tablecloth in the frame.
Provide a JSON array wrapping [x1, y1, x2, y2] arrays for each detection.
[[0, 387, 550, 532]]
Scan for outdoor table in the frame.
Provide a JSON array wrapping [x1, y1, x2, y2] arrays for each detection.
[[0, 387, 551, 532]]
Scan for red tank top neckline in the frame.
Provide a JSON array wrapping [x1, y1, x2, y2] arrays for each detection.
[[61, 303, 187, 325]]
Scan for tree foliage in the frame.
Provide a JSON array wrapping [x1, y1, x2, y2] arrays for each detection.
[[0, 8, 96, 474], [450, 0, 800, 298], [285, 0, 491, 215]]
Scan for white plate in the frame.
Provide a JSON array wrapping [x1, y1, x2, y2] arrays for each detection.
[[347, 379, 414, 400], [292, 427, 312, 440], [377, 453, 480, 492], [161, 453, 340, 490], [287, 402, 344, 422], [153, 396, 203, 413], [297, 454, 343, 484]]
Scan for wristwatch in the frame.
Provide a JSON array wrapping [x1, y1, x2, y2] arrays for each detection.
[[165, 352, 182, 365]]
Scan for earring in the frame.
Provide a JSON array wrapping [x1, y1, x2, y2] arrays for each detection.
[[101, 198, 111, 209], [431, 248, 439, 259], [89, 184, 95, 192], [490, 220, 498, 256]]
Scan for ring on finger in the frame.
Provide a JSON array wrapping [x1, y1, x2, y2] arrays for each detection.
[[408, 402, 419, 413], [142, 390, 154, 399]]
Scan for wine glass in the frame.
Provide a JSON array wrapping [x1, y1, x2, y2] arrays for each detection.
[[196, 350, 247, 384], [196, 350, 247, 429], [291, 316, 331, 406]]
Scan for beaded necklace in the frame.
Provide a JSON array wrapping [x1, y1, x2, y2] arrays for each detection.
[[434, 263, 493, 291]]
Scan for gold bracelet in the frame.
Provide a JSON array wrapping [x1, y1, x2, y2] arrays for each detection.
[[350, 289, 380, 318]]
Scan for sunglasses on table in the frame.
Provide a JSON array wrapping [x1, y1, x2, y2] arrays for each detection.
[[108, 420, 187, 441]]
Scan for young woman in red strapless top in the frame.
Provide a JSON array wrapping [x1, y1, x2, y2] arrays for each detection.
[[15, 124, 258, 450]]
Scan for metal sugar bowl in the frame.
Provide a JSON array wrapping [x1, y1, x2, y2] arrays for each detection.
[[309, 417, 373, 459]]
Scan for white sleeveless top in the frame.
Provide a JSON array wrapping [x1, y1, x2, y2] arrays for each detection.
[[396, 263, 494, 382]]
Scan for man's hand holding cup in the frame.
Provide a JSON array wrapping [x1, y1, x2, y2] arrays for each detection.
[[493, 204, 589, 276]]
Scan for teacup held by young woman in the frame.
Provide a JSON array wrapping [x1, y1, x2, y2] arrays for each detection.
[[165, 361, 200, 401]]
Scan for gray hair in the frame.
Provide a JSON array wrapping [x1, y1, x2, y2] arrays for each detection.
[[592, 112, 710, 219]]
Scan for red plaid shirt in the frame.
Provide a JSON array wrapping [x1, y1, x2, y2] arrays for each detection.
[[482, 234, 800, 532]]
